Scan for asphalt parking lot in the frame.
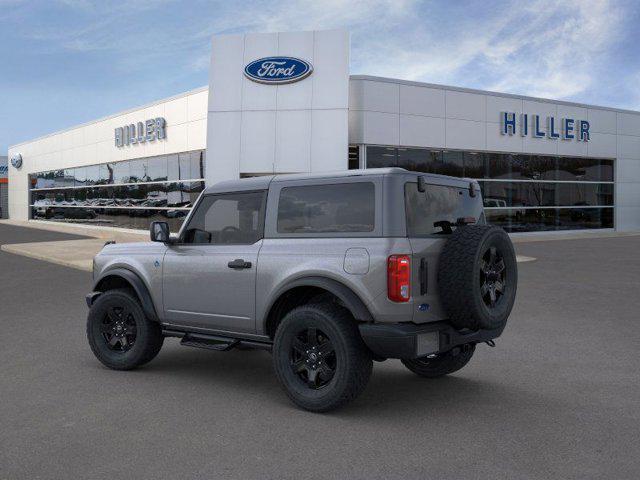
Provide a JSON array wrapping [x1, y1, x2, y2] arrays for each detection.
[[1, 224, 639, 480]]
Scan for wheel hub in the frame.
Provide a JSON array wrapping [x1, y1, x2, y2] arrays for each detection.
[[480, 246, 506, 309], [291, 327, 336, 389], [101, 305, 137, 352]]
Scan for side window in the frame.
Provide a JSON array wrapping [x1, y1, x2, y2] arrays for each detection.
[[277, 182, 375, 234], [183, 191, 266, 244]]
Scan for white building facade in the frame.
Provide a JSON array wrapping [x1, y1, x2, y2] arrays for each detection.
[[7, 29, 640, 232]]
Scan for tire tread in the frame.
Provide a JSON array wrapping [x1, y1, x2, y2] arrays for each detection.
[[86, 288, 163, 370], [273, 303, 372, 412]]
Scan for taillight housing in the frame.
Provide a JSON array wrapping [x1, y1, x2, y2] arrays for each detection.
[[388, 255, 411, 302]]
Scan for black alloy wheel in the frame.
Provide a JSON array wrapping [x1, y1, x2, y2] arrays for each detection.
[[101, 305, 137, 352], [272, 303, 373, 412], [480, 246, 506, 309], [87, 288, 164, 370], [290, 327, 336, 389]]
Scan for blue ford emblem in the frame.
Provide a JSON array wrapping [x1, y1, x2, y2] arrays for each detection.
[[10, 153, 23, 169], [244, 56, 313, 85]]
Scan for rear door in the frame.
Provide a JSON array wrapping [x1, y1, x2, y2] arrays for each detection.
[[404, 179, 485, 323], [162, 190, 267, 333]]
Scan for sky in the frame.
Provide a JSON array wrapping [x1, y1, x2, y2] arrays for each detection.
[[1, 0, 639, 153]]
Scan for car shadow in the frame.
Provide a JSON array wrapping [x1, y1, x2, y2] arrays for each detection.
[[118, 343, 539, 419]]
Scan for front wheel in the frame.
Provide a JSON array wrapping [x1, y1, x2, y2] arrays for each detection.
[[86, 288, 164, 370], [272, 304, 372, 412], [401, 344, 475, 378]]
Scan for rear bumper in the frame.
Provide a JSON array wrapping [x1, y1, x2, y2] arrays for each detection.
[[358, 321, 504, 360]]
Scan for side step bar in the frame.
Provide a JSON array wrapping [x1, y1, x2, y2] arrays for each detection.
[[181, 333, 239, 352], [163, 329, 272, 352]]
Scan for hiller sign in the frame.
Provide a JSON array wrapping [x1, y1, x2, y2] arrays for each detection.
[[115, 117, 166, 147], [500, 112, 590, 142]]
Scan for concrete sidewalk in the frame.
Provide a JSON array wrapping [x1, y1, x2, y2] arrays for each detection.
[[0, 219, 147, 271], [1, 239, 112, 271], [0, 218, 148, 242]]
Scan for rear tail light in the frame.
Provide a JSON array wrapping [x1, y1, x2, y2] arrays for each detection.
[[388, 255, 411, 302]]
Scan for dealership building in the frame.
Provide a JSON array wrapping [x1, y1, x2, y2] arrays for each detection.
[[7, 29, 640, 233]]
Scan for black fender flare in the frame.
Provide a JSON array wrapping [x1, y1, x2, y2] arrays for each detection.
[[263, 276, 373, 332], [92, 268, 159, 322]]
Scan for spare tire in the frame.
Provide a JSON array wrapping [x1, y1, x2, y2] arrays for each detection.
[[437, 225, 517, 331]]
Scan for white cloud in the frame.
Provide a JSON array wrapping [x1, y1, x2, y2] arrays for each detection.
[[7, 0, 632, 104], [343, 0, 624, 101]]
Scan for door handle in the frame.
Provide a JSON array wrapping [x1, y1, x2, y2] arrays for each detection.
[[228, 258, 252, 269]]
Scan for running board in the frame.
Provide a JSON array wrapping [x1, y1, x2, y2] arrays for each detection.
[[180, 333, 239, 352], [164, 329, 272, 352]]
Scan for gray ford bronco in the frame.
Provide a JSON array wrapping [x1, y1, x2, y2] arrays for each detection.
[[86, 168, 517, 412]]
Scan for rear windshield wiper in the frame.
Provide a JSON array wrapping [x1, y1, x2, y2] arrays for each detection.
[[433, 217, 476, 234]]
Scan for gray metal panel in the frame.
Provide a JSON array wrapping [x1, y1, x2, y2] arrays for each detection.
[[271, 167, 406, 183], [203, 175, 274, 195]]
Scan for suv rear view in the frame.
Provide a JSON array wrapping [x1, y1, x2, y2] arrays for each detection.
[[86, 168, 517, 412]]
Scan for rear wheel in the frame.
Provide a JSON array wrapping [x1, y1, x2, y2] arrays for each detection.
[[401, 344, 475, 378], [272, 304, 372, 412], [86, 288, 164, 370]]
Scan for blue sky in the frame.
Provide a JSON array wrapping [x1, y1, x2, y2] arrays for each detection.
[[2, 0, 639, 153]]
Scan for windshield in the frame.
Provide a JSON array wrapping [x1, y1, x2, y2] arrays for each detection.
[[404, 181, 485, 236]]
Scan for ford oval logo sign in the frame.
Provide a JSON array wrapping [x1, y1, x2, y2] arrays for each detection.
[[10, 153, 23, 169], [244, 56, 313, 85]]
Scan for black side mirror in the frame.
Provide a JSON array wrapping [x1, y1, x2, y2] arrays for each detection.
[[150, 221, 170, 243]]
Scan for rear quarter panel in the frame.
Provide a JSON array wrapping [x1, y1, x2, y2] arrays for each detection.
[[255, 237, 414, 335]]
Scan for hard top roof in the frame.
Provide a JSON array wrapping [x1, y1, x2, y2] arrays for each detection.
[[203, 168, 474, 194]]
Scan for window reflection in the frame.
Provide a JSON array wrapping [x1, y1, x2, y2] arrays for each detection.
[[28, 150, 205, 231], [131, 159, 150, 182], [367, 147, 614, 183], [366, 146, 615, 232], [480, 182, 614, 208], [111, 161, 130, 184]]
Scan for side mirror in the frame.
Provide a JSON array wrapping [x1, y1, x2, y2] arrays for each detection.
[[150, 221, 170, 243]]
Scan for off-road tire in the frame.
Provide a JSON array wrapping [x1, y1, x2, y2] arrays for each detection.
[[87, 288, 164, 370], [438, 225, 517, 330], [272, 303, 373, 412], [401, 344, 475, 378]]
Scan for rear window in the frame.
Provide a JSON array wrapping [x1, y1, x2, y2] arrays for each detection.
[[277, 182, 375, 234], [405, 182, 484, 236]]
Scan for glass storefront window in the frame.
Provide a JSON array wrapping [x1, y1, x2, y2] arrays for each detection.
[[366, 145, 615, 232], [511, 155, 557, 181], [111, 161, 130, 184], [559, 157, 613, 182], [463, 152, 487, 178], [480, 182, 614, 208], [29, 150, 205, 230], [129, 159, 148, 183], [486, 153, 512, 179], [148, 155, 168, 182], [367, 146, 397, 169]]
